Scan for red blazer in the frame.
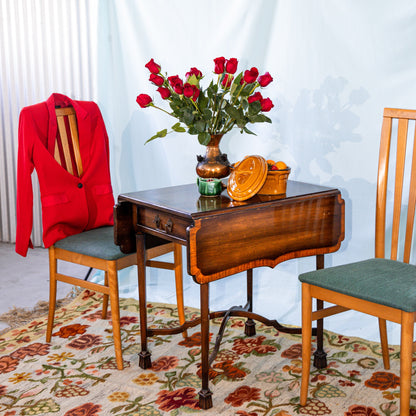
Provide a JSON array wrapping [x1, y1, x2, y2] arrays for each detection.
[[16, 93, 114, 257]]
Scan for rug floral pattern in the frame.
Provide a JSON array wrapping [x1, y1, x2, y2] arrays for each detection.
[[0, 290, 414, 415]]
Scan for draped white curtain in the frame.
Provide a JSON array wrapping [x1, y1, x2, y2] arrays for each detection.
[[95, 0, 416, 343], [0, 0, 98, 245], [2, 0, 416, 342]]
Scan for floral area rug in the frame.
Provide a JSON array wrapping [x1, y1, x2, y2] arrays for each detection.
[[0, 289, 412, 416]]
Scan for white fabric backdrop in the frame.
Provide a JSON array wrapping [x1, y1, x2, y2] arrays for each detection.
[[92, 0, 416, 343], [0, 0, 98, 245]]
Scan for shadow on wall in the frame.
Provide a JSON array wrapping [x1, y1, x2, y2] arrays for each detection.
[[286, 76, 370, 180], [277, 76, 375, 264]]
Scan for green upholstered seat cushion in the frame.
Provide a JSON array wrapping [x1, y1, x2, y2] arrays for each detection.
[[54, 226, 129, 261], [299, 258, 416, 312]]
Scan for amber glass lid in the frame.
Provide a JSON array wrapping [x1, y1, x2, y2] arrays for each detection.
[[227, 155, 268, 201]]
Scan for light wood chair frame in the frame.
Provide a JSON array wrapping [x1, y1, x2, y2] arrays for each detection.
[[300, 108, 416, 415], [45, 107, 186, 370]]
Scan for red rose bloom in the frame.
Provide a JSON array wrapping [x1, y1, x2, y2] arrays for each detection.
[[157, 87, 171, 99], [244, 67, 259, 84], [136, 94, 153, 108], [260, 97, 274, 112], [145, 58, 161, 74], [173, 84, 183, 94], [225, 58, 238, 74], [222, 74, 234, 88], [192, 87, 200, 102], [183, 84, 200, 101], [258, 72, 273, 87], [168, 75, 183, 88], [149, 73, 164, 86], [183, 83, 194, 98], [185, 67, 202, 79], [248, 92, 263, 103], [214, 57, 226, 74], [168, 75, 184, 94]]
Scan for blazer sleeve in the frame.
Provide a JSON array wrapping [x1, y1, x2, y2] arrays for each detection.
[[15, 108, 36, 257]]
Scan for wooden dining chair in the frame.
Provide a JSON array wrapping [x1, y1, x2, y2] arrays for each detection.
[[299, 108, 416, 415], [46, 106, 186, 370]]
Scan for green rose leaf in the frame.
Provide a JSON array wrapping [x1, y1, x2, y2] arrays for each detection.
[[240, 84, 254, 97], [187, 126, 199, 135], [145, 129, 168, 144], [198, 132, 211, 145], [248, 101, 262, 115], [243, 126, 256, 135], [183, 109, 195, 125], [172, 122, 186, 132], [225, 103, 244, 121], [230, 73, 243, 96], [198, 93, 209, 110], [202, 108, 212, 121], [187, 74, 199, 86], [207, 82, 218, 99], [194, 120, 206, 133], [249, 113, 272, 123]]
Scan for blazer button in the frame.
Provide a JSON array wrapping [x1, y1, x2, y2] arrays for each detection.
[[77, 183, 83, 188]]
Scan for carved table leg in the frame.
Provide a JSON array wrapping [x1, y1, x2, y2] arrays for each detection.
[[313, 254, 327, 369], [137, 234, 152, 369], [198, 283, 213, 409], [244, 269, 256, 337]]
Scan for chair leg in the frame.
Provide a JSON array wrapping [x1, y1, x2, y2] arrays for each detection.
[[173, 244, 187, 338], [107, 262, 123, 370], [313, 255, 327, 368], [399, 311, 414, 416], [46, 247, 57, 342], [378, 317, 390, 369], [300, 283, 313, 406], [102, 271, 109, 319]]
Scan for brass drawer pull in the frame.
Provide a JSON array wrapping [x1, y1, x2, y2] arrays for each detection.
[[154, 214, 161, 228], [165, 218, 173, 233]]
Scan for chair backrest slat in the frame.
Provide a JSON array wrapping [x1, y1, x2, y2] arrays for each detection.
[[55, 107, 83, 177], [375, 108, 416, 263], [403, 124, 416, 263], [56, 114, 74, 175], [375, 115, 392, 259], [390, 118, 408, 260], [67, 112, 83, 177]]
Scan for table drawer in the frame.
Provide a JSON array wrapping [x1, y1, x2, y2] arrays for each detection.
[[136, 207, 191, 241]]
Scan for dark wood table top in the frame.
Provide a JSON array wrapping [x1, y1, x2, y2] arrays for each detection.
[[116, 180, 345, 284], [118, 180, 341, 218]]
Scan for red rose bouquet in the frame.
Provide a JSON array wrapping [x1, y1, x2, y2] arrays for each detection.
[[137, 57, 274, 145]]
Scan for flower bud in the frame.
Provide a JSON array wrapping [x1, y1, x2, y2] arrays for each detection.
[[136, 94, 153, 108], [145, 58, 161, 74]]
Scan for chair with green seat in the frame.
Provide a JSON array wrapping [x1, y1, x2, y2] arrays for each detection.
[[299, 108, 416, 416], [45, 106, 186, 371]]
